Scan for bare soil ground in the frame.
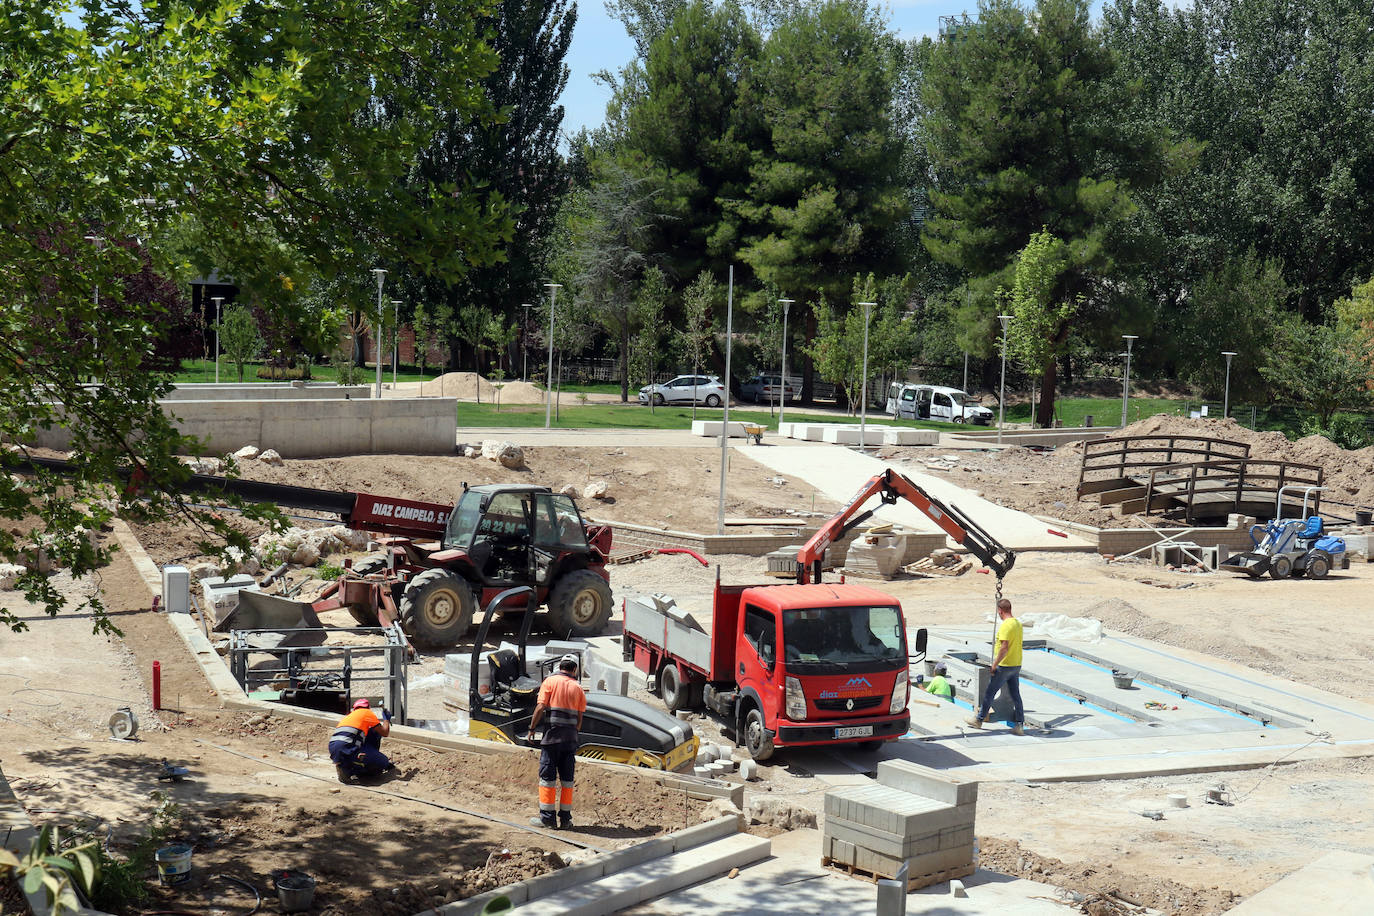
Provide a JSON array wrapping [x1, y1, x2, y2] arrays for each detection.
[[10, 416, 1374, 914]]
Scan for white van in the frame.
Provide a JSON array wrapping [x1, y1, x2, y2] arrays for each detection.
[[886, 383, 993, 425]]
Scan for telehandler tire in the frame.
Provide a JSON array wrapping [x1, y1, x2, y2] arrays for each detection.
[[547, 569, 613, 637], [399, 569, 475, 648]]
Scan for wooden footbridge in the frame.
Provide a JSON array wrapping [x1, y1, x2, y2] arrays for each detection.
[[1077, 435, 1323, 523]]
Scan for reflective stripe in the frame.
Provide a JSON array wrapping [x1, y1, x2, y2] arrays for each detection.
[[547, 709, 579, 727], [538, 779, 557, 789], [331, 725, 365, 742]]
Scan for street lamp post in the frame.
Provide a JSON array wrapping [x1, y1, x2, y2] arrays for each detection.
[[858, 301, 876, 451], [391, 299, 401, 390], [997, 314, 1013, 445], [543, 283, 561, 429], [521, 304, 533, 381], [212, 296, 224, 384], [1120, 335, 1138, 428], [1222, 351, 1237, 418], [371, 269, 387, 399], [778, 298, 794, 427]]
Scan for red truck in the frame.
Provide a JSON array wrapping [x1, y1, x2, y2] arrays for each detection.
[[622, 469, 1015, 760]]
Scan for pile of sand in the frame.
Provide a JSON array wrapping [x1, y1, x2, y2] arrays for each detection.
[[419, 372, 546, 404]]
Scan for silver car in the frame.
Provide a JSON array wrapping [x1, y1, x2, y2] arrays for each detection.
[[638, 375, 727, 407]]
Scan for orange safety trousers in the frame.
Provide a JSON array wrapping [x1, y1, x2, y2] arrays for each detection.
[[537, 743, 577, 824]]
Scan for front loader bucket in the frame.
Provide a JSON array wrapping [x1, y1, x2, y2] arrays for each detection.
[[1220, 551, 1271, 578], [216, 589, 324, 632]]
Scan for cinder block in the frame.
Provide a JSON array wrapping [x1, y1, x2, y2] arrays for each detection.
[[823, 785, 947, 834], [586, 657, 629, 695], [877, 759, 979, 807], [843, 842, 974, 882], [826, 818, 940, 859]]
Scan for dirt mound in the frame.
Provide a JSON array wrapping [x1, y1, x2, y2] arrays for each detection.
[[978, 837, 1240, 915], [419, 372, 545, 403]]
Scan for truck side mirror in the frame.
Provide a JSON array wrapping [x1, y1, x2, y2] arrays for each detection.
[[911, 627, 928, 658]]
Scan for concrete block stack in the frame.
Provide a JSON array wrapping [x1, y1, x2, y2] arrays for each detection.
[[841, 532, 908, 580], [822, 760, 977, 889]]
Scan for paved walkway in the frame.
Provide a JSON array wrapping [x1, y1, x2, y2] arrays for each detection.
[[741, 445, 1094, 550]]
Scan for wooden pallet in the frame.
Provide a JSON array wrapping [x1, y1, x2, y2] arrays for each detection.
[[821, 857, 975, 891], [904, 557, 973, 577], [609, 549, 655, 565]]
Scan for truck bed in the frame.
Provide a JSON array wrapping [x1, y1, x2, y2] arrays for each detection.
[[623, 595, 715, 678]]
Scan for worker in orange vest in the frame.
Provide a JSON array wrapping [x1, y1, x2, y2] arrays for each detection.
[[329, 699, 394, 782], [527, 655, 586, 829]]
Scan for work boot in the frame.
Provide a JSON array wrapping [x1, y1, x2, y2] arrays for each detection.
[[530, 816, 557, 830], [965, 717, 983, 729], [1011, 724, 1025, 736], [559, 816, 573, 830], [335, 765, 353, 784]]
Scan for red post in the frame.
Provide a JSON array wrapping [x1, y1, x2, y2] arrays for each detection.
[[152, 661, 162, 711]]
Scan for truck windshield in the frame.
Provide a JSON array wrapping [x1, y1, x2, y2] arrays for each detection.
[[782, 605, 906, 673]]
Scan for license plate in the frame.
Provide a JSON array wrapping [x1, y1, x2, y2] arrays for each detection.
[[836, 725, 873, 739]]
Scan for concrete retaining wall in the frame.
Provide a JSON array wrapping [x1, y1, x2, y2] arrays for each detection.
[[30, 397, 457, 457], [949, 427, 1113, 448], [1042, 517, 1257, 555], [164, 382, 371, 400]]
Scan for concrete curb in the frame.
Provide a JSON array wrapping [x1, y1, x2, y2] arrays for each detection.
[[427, 816, 750, 916]]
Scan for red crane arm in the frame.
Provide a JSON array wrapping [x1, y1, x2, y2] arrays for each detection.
[[794, 468, 1015, 584]]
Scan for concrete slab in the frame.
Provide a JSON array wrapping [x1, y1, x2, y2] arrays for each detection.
[[630, 828, 1073, 915], [745, 446, 1095, 551], [691, 420, 752, 438], [1226, 850, 1374, 914]]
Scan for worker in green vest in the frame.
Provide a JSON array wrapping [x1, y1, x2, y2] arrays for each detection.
[[925, 662, 954, 702]]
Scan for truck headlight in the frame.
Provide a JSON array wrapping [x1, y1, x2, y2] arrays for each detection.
[[889, 669, 909, 715], [785, 676, 806, 720]]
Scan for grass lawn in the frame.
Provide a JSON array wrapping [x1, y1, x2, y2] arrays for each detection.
[[1002, 396, 1186, 428], [170, 359, 434, 385], [458, 402, 954, 431]]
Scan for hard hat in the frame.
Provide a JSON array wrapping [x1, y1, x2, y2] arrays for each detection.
[[352, 699, 371, 709], [559, 654, 580, 671]]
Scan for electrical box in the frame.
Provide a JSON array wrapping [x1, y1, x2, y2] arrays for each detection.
[[161, 565, 190, 614]]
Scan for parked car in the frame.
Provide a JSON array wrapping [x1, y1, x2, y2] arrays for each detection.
[[886, 383, 993, 424], [740, 374, 798, 404], [638, 375, 727, 407]]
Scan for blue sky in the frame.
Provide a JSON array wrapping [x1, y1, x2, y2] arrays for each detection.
[[560, 1, 1109, 137]]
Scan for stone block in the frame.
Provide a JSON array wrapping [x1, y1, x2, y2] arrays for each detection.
[[161, 565, 190, 614], [951, 879, 968, 897], [881, 428, 939, 446], [876, 760, 979, 807], [586, 657, 629, 696], [690, 420, 751, 438], [823, 785, 947, 834], [877, 869, 908, 916], [739, 759, 759, 780], [826, 817, 974, 860]]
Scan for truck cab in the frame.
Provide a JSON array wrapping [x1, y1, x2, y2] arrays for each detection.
[[720, 581, 910, 759], [623, 579, 912, 760]]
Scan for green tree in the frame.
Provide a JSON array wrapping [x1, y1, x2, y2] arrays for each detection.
[[619, 0, 762, 284], [1105, 0, 1374, 318], [999, 230, 1077, 427], [1261, 319, 1372, 426], [680, 270, 720, 419], [218, 306, 265, 383], [734, 0, 909, 400], [922, 0, 1166, 409], [0, 0, 509, 629], [1334, 276, 1374, 371], [630, 267, 672, 413]]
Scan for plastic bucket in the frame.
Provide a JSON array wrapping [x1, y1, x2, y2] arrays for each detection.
[[274, 870, 317, 913], [1111, 671, 1135, 690], [155, 844, 193, 886], [1356, 510, 1372, 526]]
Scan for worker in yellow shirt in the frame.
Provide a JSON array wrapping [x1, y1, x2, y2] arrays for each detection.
[[967, 598, 1025, 735]]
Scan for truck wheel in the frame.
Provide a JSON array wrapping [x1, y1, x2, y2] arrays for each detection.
[[660, 664, 689, 711], [1307, 553, 1331, 579], [547, 569, 613, 637], [399, 569, 474, 648], [346, 554, 389, 625], [743, 706, 774, 761], [1269, 556, 1293, 579]]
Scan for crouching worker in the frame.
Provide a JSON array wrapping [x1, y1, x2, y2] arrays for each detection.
[[528, 655, 586, 829], [330, 698, 394, 782], [925, 662, 955, 701]]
